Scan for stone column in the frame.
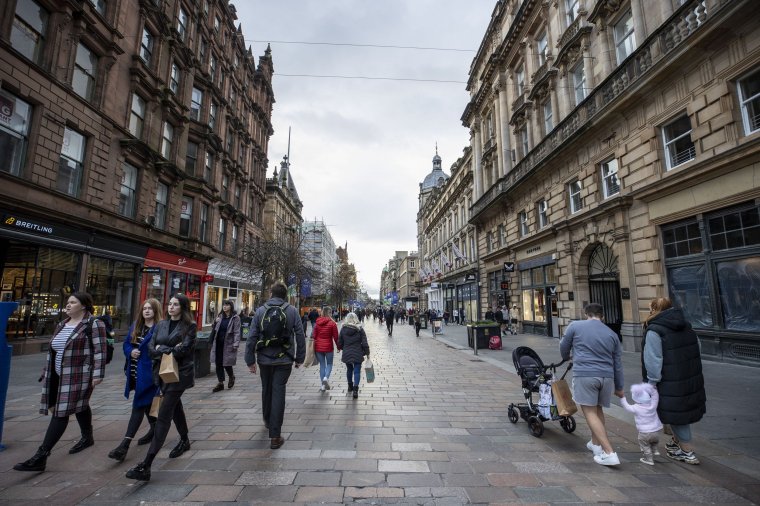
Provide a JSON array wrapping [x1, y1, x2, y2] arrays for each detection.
[[631, 0, 646, 45], [472, 123, 483, 199], [498, 75, 512, 176], [583, 43, 594, 98], [493, 86, 505, 178], [550, 83, 560, 130]]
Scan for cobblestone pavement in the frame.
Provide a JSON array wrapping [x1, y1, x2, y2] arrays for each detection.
[[1, 320, 758, 505]]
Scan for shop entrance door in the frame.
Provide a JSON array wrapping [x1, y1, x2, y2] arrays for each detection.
[[588, 244, 622, 339], [547, 288, 560, 337]]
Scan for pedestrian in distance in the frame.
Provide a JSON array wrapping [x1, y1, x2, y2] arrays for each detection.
[[385, 306, 395, 336], [338, 312, 370, 399], [245, 281, 306, 450], [210, 299, 241, 393], [559, 302, 624, 466], [509, 304, 520, 335], [14, 292, 107, 472], [308, 307, 319, 335], [643, 297, 706, 465], [413, 311, 421, 337], [459, 307, 466, 325], [312, 307, 339, 392], [453, 308, 460, 325], [620, 383, 663, 465], [495, 306, 506, 334], [485, 306, 495, 321], [126, 293, 196, 482], [107, 298, 163, 462]]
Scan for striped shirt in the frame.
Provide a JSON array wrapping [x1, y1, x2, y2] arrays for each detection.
[[51, 324, 77, 375]]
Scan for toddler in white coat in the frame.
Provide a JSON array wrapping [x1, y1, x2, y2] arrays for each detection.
[[621, 383, 663, 465]]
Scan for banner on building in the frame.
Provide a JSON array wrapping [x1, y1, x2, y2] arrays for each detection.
[[452, 242, 467, 262]]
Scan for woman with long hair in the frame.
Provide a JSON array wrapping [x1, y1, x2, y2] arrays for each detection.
[[642, 297, 706, 465], [210, 299, 241, 392], [126, 293, 196, 481], [312, 307, 339, 392], [107, 298, 163, 462], [14, 292, 107, 472]]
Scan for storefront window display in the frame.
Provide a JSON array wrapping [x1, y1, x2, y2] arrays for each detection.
[[2, 242, 79, 338], [86, 256, 137, 331], [142, 269, 201, 322], [520, 264, 556, 323]]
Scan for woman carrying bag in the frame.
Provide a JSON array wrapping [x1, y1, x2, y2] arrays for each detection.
[[14, 292, 107, 472], [107, 298, 162, 462], [126, 293, 196, 482], [337, 312, 370, 399], [312, 307, 339, 392], [210, 299, 241, 393]]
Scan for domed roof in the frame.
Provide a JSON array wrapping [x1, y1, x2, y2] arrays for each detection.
[[420, 147, 448, 191]]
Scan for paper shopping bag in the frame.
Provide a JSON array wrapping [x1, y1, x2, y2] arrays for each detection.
[[551, 379, 577, 416], [364, 357, 375, 383], [304, 338, 318, 368], [159, 353, 180, 383], [149, 395, 163, 418]]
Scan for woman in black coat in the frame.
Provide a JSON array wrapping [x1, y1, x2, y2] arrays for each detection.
[[337, 312, 370, 399], [126, 293, 196, 481]]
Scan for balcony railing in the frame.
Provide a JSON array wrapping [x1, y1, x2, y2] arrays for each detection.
[[471, 0, 732, 220], [558, 17, 582, 49]]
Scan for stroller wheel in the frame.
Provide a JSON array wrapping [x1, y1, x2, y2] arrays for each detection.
[[508, 405, 519, 424], [560, 416, 576, 433], [527, 416, 544, 437]]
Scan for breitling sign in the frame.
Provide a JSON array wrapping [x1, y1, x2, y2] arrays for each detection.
[[3, 215, 54, 235]]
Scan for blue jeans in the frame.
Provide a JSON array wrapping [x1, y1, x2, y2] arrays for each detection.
[[346, 362, 362, 387], [316, 351, 334, 380]]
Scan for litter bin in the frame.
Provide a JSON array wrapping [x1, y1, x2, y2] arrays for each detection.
[[194, 330, 211, 378], [467, 324, 499, 349], [420, 314, 428, 329]]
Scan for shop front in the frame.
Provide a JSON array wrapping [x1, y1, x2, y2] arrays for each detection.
[[456, 273, 478, 324], [204, 258, 260, 328], [140, 248, 207, 327], [1, 210, 144, 351], [424, 282, 442, 311], [518, 254, 557, 336]]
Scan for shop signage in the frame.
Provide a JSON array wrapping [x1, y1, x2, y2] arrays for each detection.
[[500, 281, 509, 290], [548, 286, 557, 295], [202, 274, 214, 283], [503, 262, 515, 272], [177, 258, 187, 265], [621, 288, 630, 299], [3, 215, 54, 235], [141, 267, 161, 274], [464, 273, 476, 282]]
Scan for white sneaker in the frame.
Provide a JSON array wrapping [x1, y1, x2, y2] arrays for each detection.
[[586, 440, 603, 456], [319, 384, 325, 392], [322, 378, 330, 390], [594, 451, 621, 466]]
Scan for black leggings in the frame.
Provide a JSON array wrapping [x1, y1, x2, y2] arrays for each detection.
[[125, 405, 156, 439], [145, 389, 188, 466], [41, 406, 92, 450]]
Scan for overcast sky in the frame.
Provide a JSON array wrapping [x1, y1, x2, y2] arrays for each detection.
[[237, 1, 494, 298]]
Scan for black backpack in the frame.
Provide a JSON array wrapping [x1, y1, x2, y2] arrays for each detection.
[[256, 302, 292, 359], [85, 316, 114, 364]]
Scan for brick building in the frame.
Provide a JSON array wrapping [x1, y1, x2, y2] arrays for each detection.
[[0, 0, 274, 350], [464, 0, 759, 364]]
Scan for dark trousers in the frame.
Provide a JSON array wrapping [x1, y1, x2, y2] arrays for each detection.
[[259, 364, 292, 438], [215, 364, 234, 383], [146, 389, 188, 465], [386, 320, 393, 334], [41, 406, 92, 450], [414, 322, 421, 336], [125, 405, 155, 439]]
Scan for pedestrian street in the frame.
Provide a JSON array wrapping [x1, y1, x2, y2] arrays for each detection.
[[0, 320, 756, 505]]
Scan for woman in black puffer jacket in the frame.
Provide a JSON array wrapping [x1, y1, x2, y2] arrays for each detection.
[[338, 312, 370, 399]]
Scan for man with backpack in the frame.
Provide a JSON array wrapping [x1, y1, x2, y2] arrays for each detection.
[[245, 281, 305, 450]]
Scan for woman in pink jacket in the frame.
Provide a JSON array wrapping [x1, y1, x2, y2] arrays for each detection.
[[311, 308, 339, 391]]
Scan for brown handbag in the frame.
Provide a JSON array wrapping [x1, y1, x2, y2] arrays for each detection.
[[159, 353, 180, 383], [149, 395, 163, 417]]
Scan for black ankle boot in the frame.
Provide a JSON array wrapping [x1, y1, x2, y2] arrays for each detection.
[[137, 426, 154, 445], [169, 438, 191, 458], [108, 438, 131, 462], [353, 386, 359, 399], [69, 430, 94, 454], [125, 461, 151, 481], [228, 375, 235, 389], [347, 381, 353, 392], [13, 446, 50, 472], [212, 382, 224, 393]]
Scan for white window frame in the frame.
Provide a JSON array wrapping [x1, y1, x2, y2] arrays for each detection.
[[169, 62, 180, 94], [218, 217, 227, 250], [140, 27, 153, 65], [538, 200, 548, 228], [572, 63, 586, 105], [161, 122, 173, 159], [72, 43, 97, 101], [128, 93, 145, 138], [519, 126, 529, 158], [601, 158, 620, 198], [662, 114, 695, 170], [209, 101, 217, 129], [232, 224, 239, 255], [569, 180, 583, 214], [614, 10, 636, 64], [199, 202, 209, 242], [738, 68, 760, 135], [11, 0, 48, 64], [543, 99, 553, 134], [119, 162, 138, 218], [177, 7, 188, 41], [519, 211, 529, 236], [155, 182, 168, 230], [58, 127, 86, 197], [566, 0, 580, 25], [185, 141, 198, 176], [0, 91, 32, 176], [516, 65, 525, 96], [190, 87, 202, 121], [204, 151, 213, 181], [537, 31, 548, 65], [179, 196, 193, 237]]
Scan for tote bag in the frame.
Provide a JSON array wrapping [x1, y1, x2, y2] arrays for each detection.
[[551, 379, 577, 416], [303, 338, 318, 368], [159, 353, 180, 383], [149, 395, 163, 417]]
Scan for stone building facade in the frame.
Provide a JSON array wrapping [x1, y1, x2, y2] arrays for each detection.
[[464, 0, 760, 364], [0, 0, 274, 347], [417, 149, 480, 321], [301, 219, 338, 302], [397, 251, 419, 307]]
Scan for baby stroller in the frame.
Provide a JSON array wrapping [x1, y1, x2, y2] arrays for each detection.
[[507, 346, 576, 437]]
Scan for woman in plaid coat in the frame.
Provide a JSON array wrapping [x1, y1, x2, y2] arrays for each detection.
[[14, 292, 107, 472]]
